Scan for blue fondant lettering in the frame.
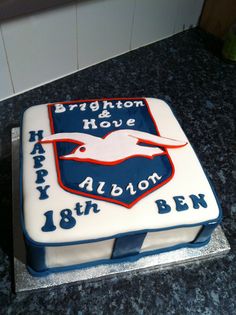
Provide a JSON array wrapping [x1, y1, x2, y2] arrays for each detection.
[[60, 209, 76, 229], [29, 130, 44, 142], [29, 129, 50, 200], [41, 200, 102, 232], [41, 210, 56, 232], [37, 185, 50, 200], [74, 202, 84, 216], [155, 199, 171, 214], [36, 169, 48, 184], [190, 194, 207, 209], [31, 143, 45, 155], [33, 155, 45, 168], [84, 201, 100, 215], [174, 196, 189, 211]]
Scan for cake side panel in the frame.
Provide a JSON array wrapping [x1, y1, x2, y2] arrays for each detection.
[[141, 225, 202, 253], [46, 226, 202, 269], [31, 225, 206, 274], [45, 238, 115, 268]]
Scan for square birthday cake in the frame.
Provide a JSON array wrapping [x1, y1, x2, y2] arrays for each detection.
[[21, 98, 221, 276]]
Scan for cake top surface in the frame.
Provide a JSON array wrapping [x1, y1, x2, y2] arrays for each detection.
[[21, 98, 221, 245]]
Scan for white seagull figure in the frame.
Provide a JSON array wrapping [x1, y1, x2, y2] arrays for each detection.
[[40, 129, 187, 165]]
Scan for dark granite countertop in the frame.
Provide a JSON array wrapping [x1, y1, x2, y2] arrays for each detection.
[[0, 28, 235, 314]]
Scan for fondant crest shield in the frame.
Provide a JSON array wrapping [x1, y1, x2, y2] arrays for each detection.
[[46, 98, 185, 208]]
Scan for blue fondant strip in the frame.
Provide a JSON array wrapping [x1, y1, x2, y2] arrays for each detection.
[[25, 238, 46, 272], [112, 233, 147, 259], [194, 223, 218, 244]]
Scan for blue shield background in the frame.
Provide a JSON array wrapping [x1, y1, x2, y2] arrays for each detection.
[[49, 99, 173, 207]]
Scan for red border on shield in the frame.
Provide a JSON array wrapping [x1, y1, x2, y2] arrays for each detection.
[[47, 97, 175, 208]]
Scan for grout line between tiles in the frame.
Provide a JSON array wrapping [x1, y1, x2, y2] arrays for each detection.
[[75, 0, 79, 70], [129, 0, 137, 51], [0, 24, 15, 93]]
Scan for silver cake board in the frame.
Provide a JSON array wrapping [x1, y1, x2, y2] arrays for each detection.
[[12, 127, 231, 293]]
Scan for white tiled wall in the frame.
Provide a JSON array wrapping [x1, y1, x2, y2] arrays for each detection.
[[1, 3, 77, 94], [131, 0, 179, 50], [0, 28, 14, 99], [174, 0, 205, 33], [0, 0, 204, 101], [77, 0, 135, 69]]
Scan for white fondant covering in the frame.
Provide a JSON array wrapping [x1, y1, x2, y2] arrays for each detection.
[[22, 98, 220, 246]]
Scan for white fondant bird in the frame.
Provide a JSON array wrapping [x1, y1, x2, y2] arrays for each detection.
[[40, 129, 187, 165]]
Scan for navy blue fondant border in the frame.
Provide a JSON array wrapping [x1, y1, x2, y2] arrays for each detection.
[[19, 99, 222, 249], [27, 237, 211, 277], [21, 217, 222, 248], [25, 237, 47, 272], [193, 222, 218, 244]]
